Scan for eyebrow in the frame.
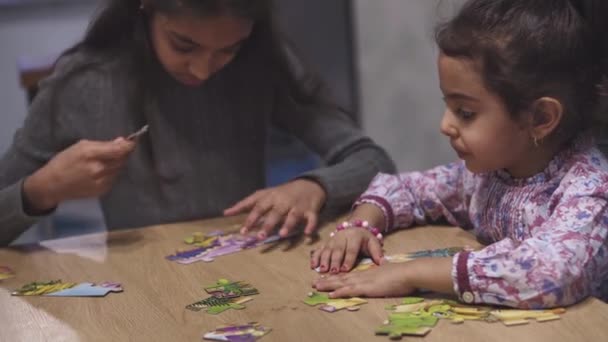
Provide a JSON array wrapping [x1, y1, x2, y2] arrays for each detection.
[[169, 31, 247, 50], [442, 92, 480, 103]]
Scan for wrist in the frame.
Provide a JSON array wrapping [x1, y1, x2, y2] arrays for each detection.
[[349, 203, 386, 230], [331, 219, 384, 242], [23, 170, 60, 213]]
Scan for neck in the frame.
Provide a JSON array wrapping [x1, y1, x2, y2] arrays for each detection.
[[506, 142, 562, 179]]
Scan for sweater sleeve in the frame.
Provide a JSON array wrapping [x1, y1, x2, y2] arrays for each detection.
[[0, 54, 102, 245], [452, 178, 608, 309], [270, 51, 396, 214], [354, 161, 472, 232]]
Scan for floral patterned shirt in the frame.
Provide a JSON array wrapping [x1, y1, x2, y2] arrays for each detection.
[[356, 137, 608, 308]]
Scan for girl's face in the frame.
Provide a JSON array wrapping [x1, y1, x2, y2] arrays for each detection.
[[437, 53, 535, 177], [149, 12, 253, 87]]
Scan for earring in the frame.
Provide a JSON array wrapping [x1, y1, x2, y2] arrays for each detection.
[[533, 136, 539, 147]]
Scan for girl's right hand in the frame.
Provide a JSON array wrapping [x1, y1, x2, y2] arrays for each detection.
[[23, 138, 135, 213], [310, 228, 385, 274]]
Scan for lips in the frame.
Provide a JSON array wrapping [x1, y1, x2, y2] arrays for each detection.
[[178, 77, 203, 87], [450, 142, 467, 158]]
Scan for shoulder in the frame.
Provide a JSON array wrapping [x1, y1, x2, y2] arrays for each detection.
[[560, 144, 608, 198], [39, 49, 132, 95]]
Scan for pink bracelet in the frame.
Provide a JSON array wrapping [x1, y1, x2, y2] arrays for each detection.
[[330, 220, 383, 242]]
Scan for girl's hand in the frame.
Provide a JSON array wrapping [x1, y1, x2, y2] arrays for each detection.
[[223, 179, 327, 239], [24, 138, 135, 212], [310, 228, 384, 274], [313, 262, 416, 298]]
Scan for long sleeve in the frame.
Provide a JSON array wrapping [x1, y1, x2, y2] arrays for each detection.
[[270, 55, 395, 214], [356, 161, 472, 232], [0, 55, 98, 245], [453, 186, 608, 309]]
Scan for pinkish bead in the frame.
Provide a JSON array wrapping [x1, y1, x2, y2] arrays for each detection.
[[362, 221, 370, 228], [354, 219, 362, 226]]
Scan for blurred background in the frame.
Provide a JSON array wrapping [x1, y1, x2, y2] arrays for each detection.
[[0, 0, 460, 243]]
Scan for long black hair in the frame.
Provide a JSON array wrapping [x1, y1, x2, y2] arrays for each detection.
[[53, 0, 326, 125], [435, 0, 608, 144]]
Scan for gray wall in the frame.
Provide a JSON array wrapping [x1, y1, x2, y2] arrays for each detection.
[[355, 0, 463, 171]]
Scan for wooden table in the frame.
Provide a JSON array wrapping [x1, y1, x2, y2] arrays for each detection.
[[1, 216, 607, 342]]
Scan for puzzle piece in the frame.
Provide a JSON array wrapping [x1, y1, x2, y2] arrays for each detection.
[[203, 322, 271, 341], [168, 232, 260, 264], [0, 266, 15, 280], [11, 280, 123, 297], [376, 297, 566, 339], [204, 279, 259, 298], [187, 296, 253, 314], [303, 292, 367, 312]]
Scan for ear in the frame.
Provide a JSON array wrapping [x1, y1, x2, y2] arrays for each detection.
[[528, 97, 563, 140]]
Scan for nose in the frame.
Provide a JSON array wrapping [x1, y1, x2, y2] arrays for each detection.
[[440, 108, 458, 138], [189, 56, 213, 81]]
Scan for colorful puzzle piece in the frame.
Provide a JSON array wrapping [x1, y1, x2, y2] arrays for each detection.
[[376, 297, 566, 339], [303, 292, 367, 313], [203, 322, 271, 341], [187, 279, 259, 314], [187, 296, 253, 314], [167, 232, 260, 264], [204, 279, 259, 298], [0, 266, 15, 280], [11, 280, 123, 297]]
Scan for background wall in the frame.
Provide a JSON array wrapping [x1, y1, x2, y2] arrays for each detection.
[[354, 0, 464, 171]]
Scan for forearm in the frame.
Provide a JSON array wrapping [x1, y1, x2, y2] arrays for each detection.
[[0, 180, 44, 245], [23, 169, 60, 214], [407, 257, 455, 295], [301, 146, 396, 213]]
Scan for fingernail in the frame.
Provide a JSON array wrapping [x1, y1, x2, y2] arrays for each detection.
[[330, 267, 337, 274], [341, 265, 348, 272], [258, 231, 267, 239], [320, 265, 327, 270], [279, 228, 288, 236]]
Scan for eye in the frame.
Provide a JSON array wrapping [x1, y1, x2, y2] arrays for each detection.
[[170, 40, 195, 53], [455, 108, 476, 120]]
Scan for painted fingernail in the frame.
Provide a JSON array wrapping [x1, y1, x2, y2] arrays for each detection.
[[320, 265, 327, 270], [341, 265, 348, 272], [241, 227, 248, 234], [330, 267, 338, 274], [258, 231, 267, 239]]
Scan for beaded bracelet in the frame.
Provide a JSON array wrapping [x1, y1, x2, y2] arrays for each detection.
[[330, 220, 383, 242]]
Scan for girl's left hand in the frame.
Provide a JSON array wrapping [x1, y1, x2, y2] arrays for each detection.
[[312, 263, 416, 298], [224, 179, 327, 239]]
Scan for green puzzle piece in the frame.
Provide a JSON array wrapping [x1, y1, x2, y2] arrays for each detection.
[[303, 292, 331, 306]]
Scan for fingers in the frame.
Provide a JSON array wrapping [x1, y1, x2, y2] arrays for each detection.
[[224, 192, 260, 218], [279, 209, 300, 237], [84, 139, 135, 162], [257, 207, 287, 240], [241, 199, 273, 234], [328, 239, 346, 274], [341, 239, 361, 272], [365, 237, 385, 265], [313, 274, 361, 298], [310, 247, 323, 269], [302, 212, 318, 235]]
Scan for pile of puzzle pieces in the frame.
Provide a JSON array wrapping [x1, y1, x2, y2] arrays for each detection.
[[204, 322, 271, 342], [303, 291, 367, 313], [376, 297, 566, 339], [187, 279, 259, 315], [11, 280, 123, 297]]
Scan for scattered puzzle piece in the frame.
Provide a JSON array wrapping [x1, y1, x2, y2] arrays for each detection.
[[187, 296, 253, 314], [303, 292, 367, 312], [187, 279, 259, 314], [0, 266, 15, 280], [204, 279, 259, 298], [11, 280, 123, 297], [203, 322, 271, 341], [376, 297, 566, 339]]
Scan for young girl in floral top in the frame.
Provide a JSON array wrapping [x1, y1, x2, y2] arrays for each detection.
[[311, 0, 608, 309]]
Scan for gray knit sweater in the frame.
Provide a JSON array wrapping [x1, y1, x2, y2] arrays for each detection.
[[0, 50, 395, 245]]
